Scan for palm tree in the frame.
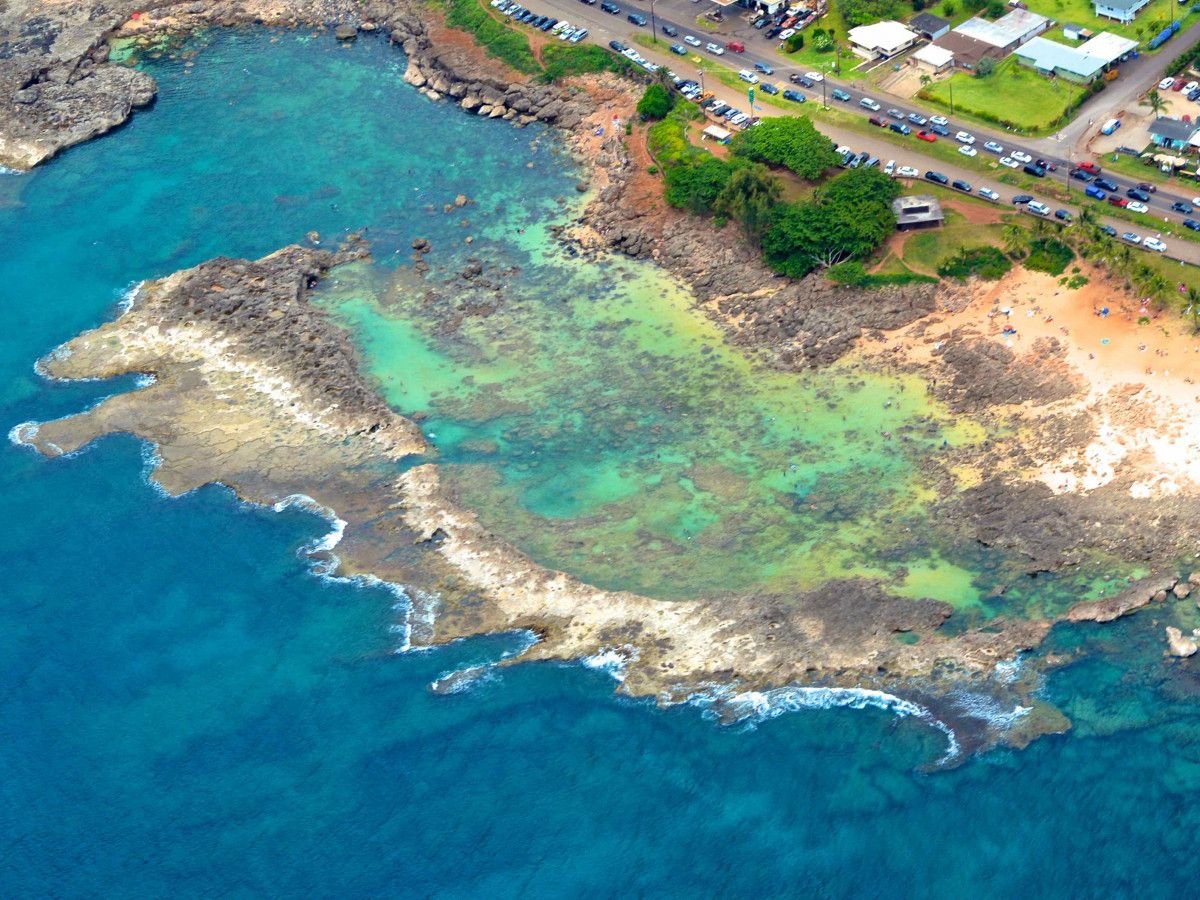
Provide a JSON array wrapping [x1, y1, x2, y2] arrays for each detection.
[[1002, 223, 1026, 256], [714, 163, 783, 244], [1185, 286, 1200, 333], [1142, 89, 1168, 119]]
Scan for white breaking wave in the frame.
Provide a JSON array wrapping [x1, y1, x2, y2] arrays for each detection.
[[430, 664, 496, 695], [700, 684, 961, 765], [581, 645, 638, 683], [950, 691, 1032, 732], [7, 421, 39, 449], [0, 165, 20, 176], [115, 282, 143, 315]]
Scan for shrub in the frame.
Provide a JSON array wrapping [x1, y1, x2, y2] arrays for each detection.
[[785, 33, 805, 52], [1025, 239, 1075, 276], [937, 245, 1012, 281], [812, 31, 834, 52], [442, 0, 540, 75], [828, 260, 937, 286], [637, 83, 675, 121], [540, 44, 634, 83]]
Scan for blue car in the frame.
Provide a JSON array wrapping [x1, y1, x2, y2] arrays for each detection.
[[754, 62, 774, 75], [760, 82, 779, 95], [669, 43, 687, 55], [783, 89, 806, 103], [1085, 185, 1107, 200]]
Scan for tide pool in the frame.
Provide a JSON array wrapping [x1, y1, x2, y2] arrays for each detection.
[[2, 28, 1200, 897]]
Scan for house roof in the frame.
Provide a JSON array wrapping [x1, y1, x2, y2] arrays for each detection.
[[932, 31, 1004, 67], [954, 9, 1049, 47], [1149, 117, 1198, 142], [1016, 36, 1106, 78], [847, 21, 918, 54], [1078, 31, 1138, 62], [914, 44, 955, 67], [1095, 0, 1148, 10], [910, 12, 950, 33]]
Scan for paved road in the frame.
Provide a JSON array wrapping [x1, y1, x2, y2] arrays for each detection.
[[503, 0, 1200, 264]]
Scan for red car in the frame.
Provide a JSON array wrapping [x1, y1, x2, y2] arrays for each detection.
[[916, 130, 937, 142], [1077, 161, 1102, 174], [726, 40, 745, 52], [1173, 79, 1186, 91], [1108, 195, 1129, 208]]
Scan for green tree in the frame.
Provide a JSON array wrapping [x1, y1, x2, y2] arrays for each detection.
[[986, 0, 1005, 16], [977, 56, 996, 77], [785, 32, 805, 52], [663, 157, 734, 213], [1001, 223, 1027, 256], [1141, 89, 1168, 118], [714, 162, 784, 243], [730, 116, 840, 181], [637, 83, 675, 121], [1185, 287, 1200, 333], [762, 168, 899, 276]]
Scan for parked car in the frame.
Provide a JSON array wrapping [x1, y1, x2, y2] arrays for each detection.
[[1095, 178, 1118, 192], [983, 140, 1004, 154], [955, 131, 975, 144], [959, 145, 978, 157], [628, 13, 647, 25], [907, 112, 928, 126], [1023, 163, 1046, 178], [1085, 185, 1107, 200], [683, 34, 701, 46], [1055, 209, 1072, 222], [1184, 218, 1200, 231], [705, 42, 725, 55], [1027, 201, 1051, 216], [916, 130, 937, 142], [930, 124, 951, 136], [1159, 77, 1175, 90], [930, 115, 949, 126], [887, 108, 906, 120], [1077, 161, 1101, 174], [791, 73, 815, 87], [1122, 231, 1142, 244], [765, 26, 782, 39], [1108, 196, 1129, 208], [999, 157, 1019, 169], [805, 71, 824, 82], [890, 122, 911, 135], [1127, 201, 1149, 213], [1136, 181, 1157, 193], [782, 89, 806, 103], [600, 1, 619, 12], [1100, 224, 1118, 236], [951, 179, 972, 193], [859, 97, 881, 111], [832, 89, 851, 102], [662, 24, 679, 36], [609, 40, 627, 52], [1011, 150, 1033, 163], [669, 43, 687, 55], [868, 116, 887, 127], [925, 171, 949, 185], [755, 61, 774, 75], [1144, 237, 1167, 252], [884, 159, 896, 175], [1126, 187, 1151, 202], [1034, 159, 1056, 171], [1070, 168, 1095, 182], [978, 187, 1000, 201], [1011, 194, 1033, 205], [897, 165, 920, 178], [739, 69, 760, 84], [726, 41, 745, 52], [1173, 200, 1194, 213]]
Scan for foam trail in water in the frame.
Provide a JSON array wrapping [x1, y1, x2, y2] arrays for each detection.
[[705, 684, 961, 765], [429, 630, 540, 694], [8, 421, 39, 449], [950, 691, 1031, 732]]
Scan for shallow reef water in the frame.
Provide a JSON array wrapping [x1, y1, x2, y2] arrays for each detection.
[[2, 28, 1200, 896]]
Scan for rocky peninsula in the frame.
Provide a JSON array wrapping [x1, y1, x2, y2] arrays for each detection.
[[8, 0, 1200, 758]]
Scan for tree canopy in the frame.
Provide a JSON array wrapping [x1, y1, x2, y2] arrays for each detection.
[[762, 168, 900, 277], [664, 156, 736, 214], [637, 83, 675, 121], [730, 116, 840, 182], [714, 163, 783, 243]]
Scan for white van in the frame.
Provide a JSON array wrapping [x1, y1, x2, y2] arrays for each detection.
[[1101, 118, 1121, 135], [1027, 200, 1051, 216], [738, 69, 759, 84]]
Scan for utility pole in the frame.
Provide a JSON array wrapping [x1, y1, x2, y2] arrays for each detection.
[[821, 70, 827, 108], [650, 0, 658, 43]]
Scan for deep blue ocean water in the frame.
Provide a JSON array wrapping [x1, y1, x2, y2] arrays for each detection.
[[3, 30, 1200, 897]]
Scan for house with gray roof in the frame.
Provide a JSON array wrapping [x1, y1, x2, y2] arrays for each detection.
[[1148, 117, 1199, 149], [1093, 0, 1151, 23], [910, 12, 951, 40]]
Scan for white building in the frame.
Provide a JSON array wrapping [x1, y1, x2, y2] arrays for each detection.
[[847, 21, 919, 60], [1093, 0, 1151, 23]]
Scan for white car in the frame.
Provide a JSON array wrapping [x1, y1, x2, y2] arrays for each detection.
[[978, 187, 1000, 201], [884, 159, 896, 175], [683, 34, 701, 46], [805, 71, 824, 83], [1127, 201, 1150, 213], [552, 20, 569, 33], [930, 115, 949, 126], [778, 28, 796, 39], [983, 140, 1004, 154], [739, 70, 760, 84], [999, 156, 1019, 169], [705, 42, 724, 55], [958, 145, 978, 157], [1144, 237, 1167, 252], [1192, 196, 1200, 207], [859, 97, 881, 111], [1027, 201, 1051, 216], [1160, 77, 1175, 90], [955, 131, 975, 144], [896, 165, 920, 178], [1011, 150, 1032, 163]]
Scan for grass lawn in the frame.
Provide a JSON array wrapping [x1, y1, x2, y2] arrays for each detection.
[[1018, 0, 1197, 45], [899, 209, 1008, 273], [922, 58, 1077, 134]]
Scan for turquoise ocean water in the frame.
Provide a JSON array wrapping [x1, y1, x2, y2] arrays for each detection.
[[3, 30, 1200, 896]]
